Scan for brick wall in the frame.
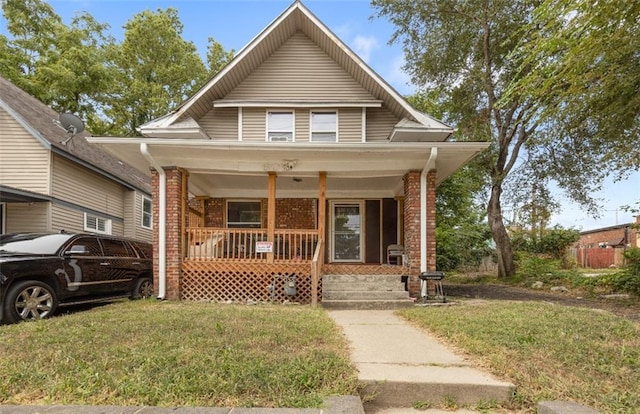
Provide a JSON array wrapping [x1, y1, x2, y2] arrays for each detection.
[[202, 198, 317, 229], [276, 198, 316, 229], [151, 167, 184, 300], [402, 170, 437, 297], [577, 222, 638, 248]]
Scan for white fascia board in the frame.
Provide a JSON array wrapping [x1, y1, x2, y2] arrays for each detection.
[[213, 100, 383, 108], [138, 127, 211, 139]]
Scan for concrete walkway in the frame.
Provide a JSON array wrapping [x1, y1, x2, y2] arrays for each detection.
[[327, 310, 515, 412]]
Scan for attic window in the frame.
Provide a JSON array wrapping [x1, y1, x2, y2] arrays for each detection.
[[310, 111, 337, 142], [267, 111, 294, 142]]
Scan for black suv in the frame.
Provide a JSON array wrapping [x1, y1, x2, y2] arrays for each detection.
[[0, 232, 153, 324]]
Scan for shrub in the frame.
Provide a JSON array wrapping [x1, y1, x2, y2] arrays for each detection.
[[608, 248, 640, 296]]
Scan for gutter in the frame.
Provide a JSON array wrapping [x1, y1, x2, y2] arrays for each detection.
[[420, 147, 438, 297], [140, 143, 166, 299]]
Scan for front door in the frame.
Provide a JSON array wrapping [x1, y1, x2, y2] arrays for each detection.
[[331, 202, 363, 262]]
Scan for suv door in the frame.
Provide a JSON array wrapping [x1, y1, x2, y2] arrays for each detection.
[[98, 238, 138, 295], [58, 236, 105, 299]]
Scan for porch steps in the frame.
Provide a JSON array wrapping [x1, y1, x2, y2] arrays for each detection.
[[321, 274, 415, 310]]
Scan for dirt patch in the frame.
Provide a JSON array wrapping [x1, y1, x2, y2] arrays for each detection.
[[444, 283, 640, 322]]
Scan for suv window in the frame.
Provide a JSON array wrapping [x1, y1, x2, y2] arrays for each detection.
[[101, 239, 130, 257], [68, 237, 102, 256]]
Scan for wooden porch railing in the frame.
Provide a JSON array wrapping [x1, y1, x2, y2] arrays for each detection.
[[185, 227, 319, 262], [310, 239, 324, 308]]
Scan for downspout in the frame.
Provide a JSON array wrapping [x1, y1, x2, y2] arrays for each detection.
[[421, 147, 438, 297], [140, 143, 166, 299]]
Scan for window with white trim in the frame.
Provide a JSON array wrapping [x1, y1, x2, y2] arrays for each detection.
[[267, 111, 294, 142], [227, 201, 262, 228], [310, 111, 337, 142], [84, 213, 112, 235], [142, 196, 152, 229]]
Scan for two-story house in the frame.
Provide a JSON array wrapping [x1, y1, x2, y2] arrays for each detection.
[[0, 76, 152, 243], [90, 2, 489, 305]]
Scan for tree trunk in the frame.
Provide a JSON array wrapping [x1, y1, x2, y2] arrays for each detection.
[[487, 183, 516, 278]]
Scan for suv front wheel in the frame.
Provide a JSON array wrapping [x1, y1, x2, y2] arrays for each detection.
[[4, 280, 58, 323]]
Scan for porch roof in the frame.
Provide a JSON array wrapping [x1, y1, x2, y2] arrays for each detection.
[[87, 138, 489, 198]]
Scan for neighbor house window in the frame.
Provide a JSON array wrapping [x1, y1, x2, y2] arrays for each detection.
[[142, 196, 152, 229], [227, 201, 262, 228], [310, 111, 337, 142], [267, 111, 294, 142], [84, 213, 112, 235]]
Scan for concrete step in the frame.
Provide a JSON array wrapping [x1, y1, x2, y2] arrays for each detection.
[[323, 290, 411, 300], [323, 274, 405, 283], [321, 299, 415, 310]]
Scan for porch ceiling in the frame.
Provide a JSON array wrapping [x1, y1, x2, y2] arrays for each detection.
[[87, 138, 489, 197]]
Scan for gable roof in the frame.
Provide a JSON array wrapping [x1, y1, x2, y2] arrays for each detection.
[[140, 1, 453, 141], [0, 75, 151, 194]]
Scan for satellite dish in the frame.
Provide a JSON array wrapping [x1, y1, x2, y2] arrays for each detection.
[[55, 112, 85, 146]]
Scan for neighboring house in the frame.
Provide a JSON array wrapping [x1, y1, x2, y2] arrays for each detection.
[[0, 76, 153, 243], [572, 217, 639, 268], [89, 2, 489, 303]]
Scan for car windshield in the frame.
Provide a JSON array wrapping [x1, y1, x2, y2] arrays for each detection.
[[0, 233, 74, 255]]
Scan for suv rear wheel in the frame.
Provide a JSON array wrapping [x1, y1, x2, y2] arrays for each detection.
[[131, 277, 153, 299], [4, 280, 58, 323]]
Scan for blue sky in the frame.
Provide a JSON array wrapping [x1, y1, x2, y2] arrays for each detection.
[[3, 0, 638, 230]]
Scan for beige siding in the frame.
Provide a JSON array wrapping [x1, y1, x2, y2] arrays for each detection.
[[200, 107, 238, 141], [51, 155, 125, 218], [51, 204, 124, 236], [123, 191, 135, 239], [226, 32, 376, 100], [0, 108, 51, 194], [132, 192, 153, 242], [366, 107, 398, 142], [50, 204, 84, 233], [242, 108, 267, 142], [298, 111, 310, 143], [338, 109, 362, 143], [5, 202, 50, 232]]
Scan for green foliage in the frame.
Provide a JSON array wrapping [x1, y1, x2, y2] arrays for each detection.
[[511, 226, 579, 260], [608, 248, 640, 296]]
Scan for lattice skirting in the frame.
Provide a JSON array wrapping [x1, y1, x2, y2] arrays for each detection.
[[181, 261, 320, 304], [322, 264, 409, 275]]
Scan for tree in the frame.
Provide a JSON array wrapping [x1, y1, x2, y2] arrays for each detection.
[[206, 37, 234, 76], [407, 93, 492, 271], [99, 8, 209, 136], [507, 0, 640, 177], [373, 0, 541, 278], [0, 0, 112, 118]]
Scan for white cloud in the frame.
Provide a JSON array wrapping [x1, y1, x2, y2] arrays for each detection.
[[352, 34, 379, 63]]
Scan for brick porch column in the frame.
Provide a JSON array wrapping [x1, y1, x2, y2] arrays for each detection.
[[152, 167, 184, 300], [403, 170, 437, 297]]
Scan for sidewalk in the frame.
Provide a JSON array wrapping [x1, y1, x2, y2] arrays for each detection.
[[326, 310, 515, 412]]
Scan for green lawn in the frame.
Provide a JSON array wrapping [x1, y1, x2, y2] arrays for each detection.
[[0, 301, 358, 408], [399, 302, 640, 413]]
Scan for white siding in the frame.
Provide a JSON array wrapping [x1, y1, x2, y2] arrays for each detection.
[[124, 190, 135, 239], [200, 107, 238, 141], [0, 108, 51, 194], [50, 204, 84, 234], [51, 155, 125, 218], [242, 108, 267, 142], [128, 192, 153, 242], [226, 32, 376, 100], [366, 107, 399, 142], [5, 202, 50, 232]]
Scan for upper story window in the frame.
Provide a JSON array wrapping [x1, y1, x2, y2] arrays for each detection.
[[267, 111, 294, 142], [84, 213, 112, 235], [142, 196, 152, 229], [310, 111, 337, 142]]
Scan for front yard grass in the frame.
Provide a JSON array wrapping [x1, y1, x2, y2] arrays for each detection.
[[399, 302, 640, 413], [0, 301, 358, 408]]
